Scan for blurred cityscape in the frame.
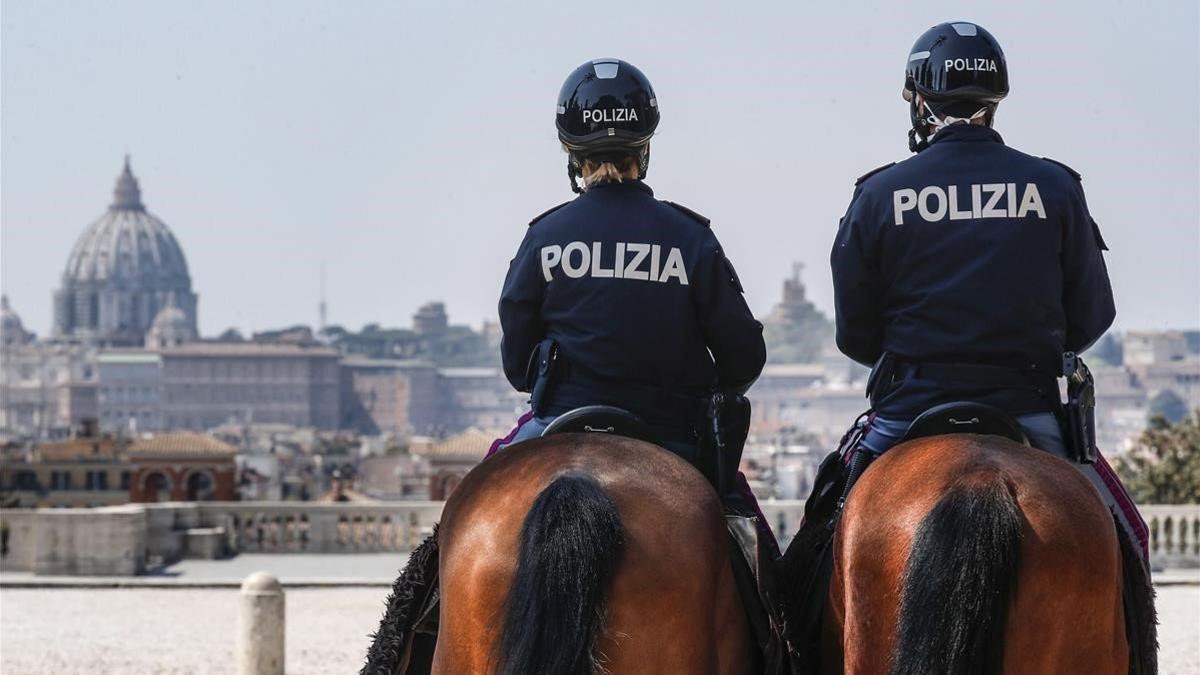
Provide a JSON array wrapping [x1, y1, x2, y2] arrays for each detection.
[[2, 158, 1199, 514]]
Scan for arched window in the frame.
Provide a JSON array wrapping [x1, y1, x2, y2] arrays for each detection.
[[185, 470, 216, 501], [143, 472, 172, 502]]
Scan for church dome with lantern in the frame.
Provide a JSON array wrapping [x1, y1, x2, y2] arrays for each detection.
[[53, 157, 198, 346]]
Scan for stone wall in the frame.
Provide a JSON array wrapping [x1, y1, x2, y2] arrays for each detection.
[[1, 505, 147, 575], [5, 501, 1193, 576]]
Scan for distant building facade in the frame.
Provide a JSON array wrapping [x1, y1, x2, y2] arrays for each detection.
[[436, 367, 525, 432], [0, 425, 132, 507], [1, 298, 98, 435], [1123, 331, 1190, 366], [158, 342, 340, 430], [339, 360, 519, 438], [96, 342, 341, 432], [0, 426, 235, 506], [96, 351, 163, 433], [409, 428, 498, 499], [749, 363, 868, 446], [339, 358, 430, 437]]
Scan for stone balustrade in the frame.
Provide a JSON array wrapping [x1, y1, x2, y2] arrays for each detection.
[[1, 501, 1197, 575], [199, 502, 443, 555], [1144, 503, 1200, 565]]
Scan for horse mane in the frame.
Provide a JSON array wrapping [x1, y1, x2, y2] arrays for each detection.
[[496, 472, 624, 675], [1115, 511, 1158, 675], [360, 524, 440, 675], [891, 479, 1022, 675]]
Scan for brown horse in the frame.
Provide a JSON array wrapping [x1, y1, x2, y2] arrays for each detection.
[[820, 434, 1150, 675], [430, 432, 756, 674]]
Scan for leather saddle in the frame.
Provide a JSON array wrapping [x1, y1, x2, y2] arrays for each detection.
[[541, 405, 660, 445], [899, 401, 1030, 446]]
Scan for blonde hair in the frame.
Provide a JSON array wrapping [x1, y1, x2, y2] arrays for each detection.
[[581, 158, 639, 187], [564, 145, 644, 189]]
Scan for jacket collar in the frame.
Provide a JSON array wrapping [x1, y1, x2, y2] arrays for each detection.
[[927, 124, 1005, 147], [584, 179, 654, 197]]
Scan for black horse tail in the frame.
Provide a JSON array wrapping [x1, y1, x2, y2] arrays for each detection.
[[497, 472, 624, 675], [891, 479, 1023, 675]]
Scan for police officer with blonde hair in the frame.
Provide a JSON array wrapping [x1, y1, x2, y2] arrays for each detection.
[[494, 58, 766, 486]]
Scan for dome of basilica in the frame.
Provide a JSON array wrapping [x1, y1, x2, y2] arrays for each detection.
[[53, 157, 198, 346]]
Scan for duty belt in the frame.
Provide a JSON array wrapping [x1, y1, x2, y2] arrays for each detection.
[[544, 377, 708, 433], [894, 360, 1056, 390]]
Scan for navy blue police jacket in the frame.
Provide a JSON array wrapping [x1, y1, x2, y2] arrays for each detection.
[[499, 180, 766, 436], [831, 124, 1116, 419]]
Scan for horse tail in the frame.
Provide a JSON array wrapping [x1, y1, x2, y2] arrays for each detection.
[[891, 478, 1022, 675], [497, 472, 624, 675]]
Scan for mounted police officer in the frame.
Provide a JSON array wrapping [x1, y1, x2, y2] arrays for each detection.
[[827, 21, 1147, 558], [494, 58, 767, 477], [493, 61, 785, 657]]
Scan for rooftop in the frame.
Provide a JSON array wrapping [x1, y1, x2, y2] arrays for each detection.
[[127, 432, 237, 459], [410, 428, 497, 461], [160, 342, 339, 358], [33, 437, 126, 463], [99, 352, 162, 365]]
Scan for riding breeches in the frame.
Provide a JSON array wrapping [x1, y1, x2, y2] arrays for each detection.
[[859, 412, 1149, 562]]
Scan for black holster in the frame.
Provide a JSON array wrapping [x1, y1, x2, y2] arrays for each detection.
[[1062, 352, 1098, 464], [525, 339, 560, 415], [702, 392, 751, 498]]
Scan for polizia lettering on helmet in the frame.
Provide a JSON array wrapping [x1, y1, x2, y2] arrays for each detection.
[[582, 108, 640, 124], [892, 183, 1046, 225], [540, 241, 688, 285], [944, 58, 998, 72]]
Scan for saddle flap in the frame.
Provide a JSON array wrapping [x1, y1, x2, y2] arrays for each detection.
[[899, 401, 1030, 446], [540, 405, 659, 445]]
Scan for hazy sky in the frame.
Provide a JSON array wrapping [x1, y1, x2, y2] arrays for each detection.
[[3, 0, 1198, 337]]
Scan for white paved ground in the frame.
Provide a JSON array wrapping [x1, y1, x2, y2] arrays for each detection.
[[0, 586, 1197, 673]]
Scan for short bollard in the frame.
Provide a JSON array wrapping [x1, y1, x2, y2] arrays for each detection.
[[238, 571, 285, 675]]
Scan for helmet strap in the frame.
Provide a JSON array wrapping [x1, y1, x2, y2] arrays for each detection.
[[908, 97, 931, 153], [637, 144, 650, 180], [922, 99, 992, 133], [909, 98, 993, 152], [567, 154, 583, 194]]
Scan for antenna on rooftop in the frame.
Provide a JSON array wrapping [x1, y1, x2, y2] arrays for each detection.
[[319, 264, 328, 332]]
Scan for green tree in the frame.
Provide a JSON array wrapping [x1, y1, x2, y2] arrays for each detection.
[[763, 310, 833, 364], [762, 264, 835, 364], [1115, 410, 1200, 504]]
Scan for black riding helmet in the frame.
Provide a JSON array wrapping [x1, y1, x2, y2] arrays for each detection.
[[556, 59, 660, 193], [903, 22, 1009, 151]]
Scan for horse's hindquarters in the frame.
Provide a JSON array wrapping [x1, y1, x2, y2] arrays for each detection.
[[433, 435, 755, 674], [829, 435, 1128, 675]]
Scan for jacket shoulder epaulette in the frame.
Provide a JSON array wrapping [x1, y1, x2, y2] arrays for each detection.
[[528, 201, 571, 227], [855, 162, 896, 186], [663, 201, 711, 227], [1041, 157, 1082, 181]]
